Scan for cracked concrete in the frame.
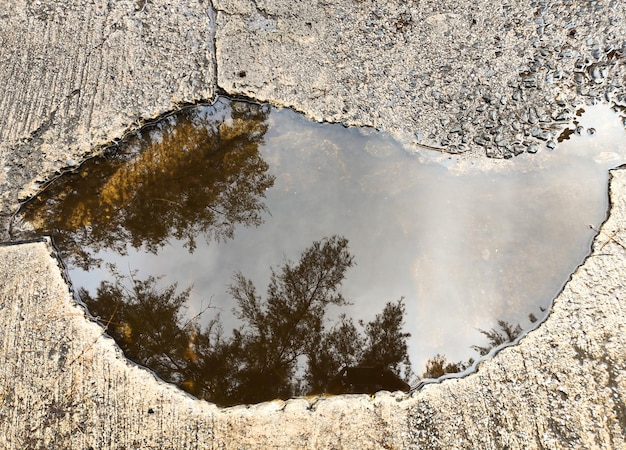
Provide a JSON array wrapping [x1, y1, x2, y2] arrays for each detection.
[[1, 0, 626, 448]]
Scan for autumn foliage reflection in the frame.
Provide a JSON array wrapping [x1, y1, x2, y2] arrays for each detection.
[[18, 100, 275, 269], [81, 237, 414, 406]]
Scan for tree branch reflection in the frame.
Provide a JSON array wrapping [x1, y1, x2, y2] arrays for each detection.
[[18, 101, 275, 269], [422, 309, 545, 379], [81, 236, 414, 406]]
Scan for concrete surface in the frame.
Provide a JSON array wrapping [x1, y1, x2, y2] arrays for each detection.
[[215, 0, 626, 157], [1, 0, 625, 448]]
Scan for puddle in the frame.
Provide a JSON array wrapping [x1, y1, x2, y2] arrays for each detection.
[[13, 97, 626, 405]]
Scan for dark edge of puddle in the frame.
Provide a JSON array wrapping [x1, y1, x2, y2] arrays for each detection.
[[0, 237, 48, 246]]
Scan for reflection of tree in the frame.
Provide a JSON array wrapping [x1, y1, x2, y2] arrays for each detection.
[[361, 300, 412, 376], [422, 354, 467, 379], [422, 310, 544, 379], [305, 314, 364, 394], [470, 320, 523, 357], [225, 236, 356, 404], [305, 300, 413, 395], [79, 269, 195, 384], [19, 101, 274, 269], [80, 236, 414, 406]]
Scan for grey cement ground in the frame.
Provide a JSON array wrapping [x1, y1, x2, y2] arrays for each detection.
[[1, 0, 625, 448], [215, 0, 626, 157]]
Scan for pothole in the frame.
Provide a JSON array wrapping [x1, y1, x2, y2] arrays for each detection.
[[11, 96, 626, 406]]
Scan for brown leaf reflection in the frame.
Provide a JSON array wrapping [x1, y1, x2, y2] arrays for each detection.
[[81, 237, 414, 407], [17, 100, 275, 269]]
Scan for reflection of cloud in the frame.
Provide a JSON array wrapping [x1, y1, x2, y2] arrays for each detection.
[[406, 112, 626, 365], [594, 151, 622, 165]]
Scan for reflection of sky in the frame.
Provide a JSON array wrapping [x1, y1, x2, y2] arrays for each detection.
[[71, 102, 626, 375]]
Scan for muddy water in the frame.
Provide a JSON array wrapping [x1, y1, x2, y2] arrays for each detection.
[[14, 97, 626, 403]]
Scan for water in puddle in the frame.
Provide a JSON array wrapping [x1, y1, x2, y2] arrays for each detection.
[[14, 97, 626, 406]]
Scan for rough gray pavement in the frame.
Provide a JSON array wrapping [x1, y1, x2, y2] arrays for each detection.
[[215, 0, 626, 157], [1, 0, 626, 448]]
